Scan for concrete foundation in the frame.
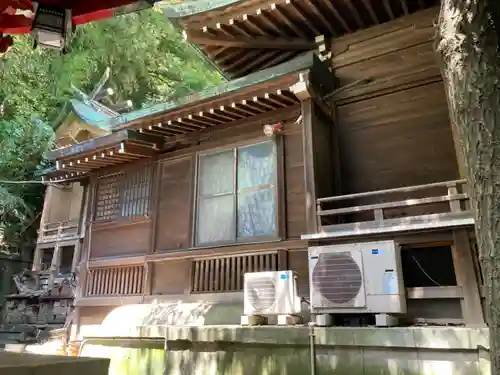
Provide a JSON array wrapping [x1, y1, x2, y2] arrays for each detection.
[[78, 324, 491, 375], [0, 350, 110, 375]]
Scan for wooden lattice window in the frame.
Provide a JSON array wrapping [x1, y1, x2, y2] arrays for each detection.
[[191, 251, 286, 293], [94, 165, 153, 222], [95, 172, 122, 221], [85, 265, 145, 296]]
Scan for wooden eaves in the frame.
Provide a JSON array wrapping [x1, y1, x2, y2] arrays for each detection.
[[46, 129, 163, 175], [161, 0, 440, 78], [109, 51, 327, 139], [42, 52, 335, 178]]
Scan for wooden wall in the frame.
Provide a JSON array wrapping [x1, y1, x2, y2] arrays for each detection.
[[90, 221, 150, 259], [330, 7, 458, 195], [153, 110, 306, 254], [84, 108, 307, 261], [155, 156, 195, 252], [151, 259, 191, 295], [42, 183, 84, 224]]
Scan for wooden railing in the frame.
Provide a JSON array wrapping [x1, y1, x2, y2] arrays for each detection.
[[84, 265, 145, 296], [191, 252, 286, 293], [311, 179, 474, 238], [39, 219, 80, 242]]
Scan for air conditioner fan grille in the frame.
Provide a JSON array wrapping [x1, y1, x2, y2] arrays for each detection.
[[312, 252, 362, 304], [247, 276, 276, 312]]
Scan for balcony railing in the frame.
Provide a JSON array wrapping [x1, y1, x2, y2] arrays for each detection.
[[303, 179, 474, 240], [38, 219, 80, 243], [84, 265, 145, 297]]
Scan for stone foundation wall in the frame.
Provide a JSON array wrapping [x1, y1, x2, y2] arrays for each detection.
[[79, 325, 491, 375], [0, 350, 109, 374]]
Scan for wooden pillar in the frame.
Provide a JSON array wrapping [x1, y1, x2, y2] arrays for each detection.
[[75, 176, 97, 301], [48, 244, 62, 288], [143, 262, 153, 297], [290, 75, 318, 234], [37, 185, 54, 243], [71, 240, 82, 274], [452, 229, 485, 326], [143, 160, 160, 298], [32, 246, 42, 272]]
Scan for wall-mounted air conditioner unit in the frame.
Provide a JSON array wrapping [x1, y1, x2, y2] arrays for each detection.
[[308, 240, 406, 315], [244, 271, 301, 316]]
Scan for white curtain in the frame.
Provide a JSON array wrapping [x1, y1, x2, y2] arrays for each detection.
[[196, 141, 277, 246]]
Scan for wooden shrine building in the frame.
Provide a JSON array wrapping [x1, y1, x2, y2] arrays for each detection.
[[35, 1, 485, 337]]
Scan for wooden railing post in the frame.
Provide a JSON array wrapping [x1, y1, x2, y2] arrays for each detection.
[[316, 201, 322, 230], [374, 208, 384, 222], [451, 229, 485, 326], [447, 182, 461, 212]]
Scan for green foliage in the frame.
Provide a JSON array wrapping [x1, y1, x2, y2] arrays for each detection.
[[0, 9, 223, 255]]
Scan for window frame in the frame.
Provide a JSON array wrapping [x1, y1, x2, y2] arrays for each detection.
[[193, 137, 284, 248], [93, 163, 154, 224]]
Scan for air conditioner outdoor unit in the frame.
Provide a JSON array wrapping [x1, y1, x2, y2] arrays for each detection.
[[308, 240, 406, 315], [244, 271, 301, 316]]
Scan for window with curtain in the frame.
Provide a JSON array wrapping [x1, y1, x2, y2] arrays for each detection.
[[195, 140, 278, 246]]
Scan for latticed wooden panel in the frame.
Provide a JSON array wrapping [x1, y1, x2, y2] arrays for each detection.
[[121, 164, 153, 218], [94, 165, 154, 222], [95, 172, 122, 221], [85, 265, 145, 296], [191, 252, 286, 293]]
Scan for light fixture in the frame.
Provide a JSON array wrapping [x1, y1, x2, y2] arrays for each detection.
[[263, 122, 284, 137], [31, 2, 72, 52]]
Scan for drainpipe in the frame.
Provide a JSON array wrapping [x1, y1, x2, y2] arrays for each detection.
[[309, 321, 317, 375], [164, 326, 169, 370]]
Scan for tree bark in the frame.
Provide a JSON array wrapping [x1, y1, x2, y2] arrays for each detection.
[[435, 0, 500, 373]]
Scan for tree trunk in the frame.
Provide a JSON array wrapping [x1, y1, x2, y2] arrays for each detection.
[[435, 0, 500, 373]]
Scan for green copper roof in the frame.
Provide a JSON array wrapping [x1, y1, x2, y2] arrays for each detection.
[[52, 99, 115, 131], [110, 51, 314, 129], [69, 99, 115, 129], [161, 0, 245, 19]]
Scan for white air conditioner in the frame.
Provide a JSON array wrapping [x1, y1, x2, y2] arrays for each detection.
[[244, 271, 301, 316], [308, 240, 406, 314]]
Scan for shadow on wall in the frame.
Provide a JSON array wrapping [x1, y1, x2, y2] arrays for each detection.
[[162, 330, 414, 375]]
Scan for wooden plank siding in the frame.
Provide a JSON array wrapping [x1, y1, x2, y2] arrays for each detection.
[[152, 109, 307, 254], [81, 107, 309, 301], [154, 156, 195, 252], [327, 7, 459, 203], [336, 82, 458, 194]]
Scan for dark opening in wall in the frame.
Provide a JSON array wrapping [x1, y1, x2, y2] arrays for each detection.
[[41, 248, 54, 271], [401, 245, 457, 287], [60, 245, 75, 274]]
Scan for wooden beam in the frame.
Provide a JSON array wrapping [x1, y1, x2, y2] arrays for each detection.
[[48, 130, 129, 160], [185, 29, 316, 50], [361, 0, 380, 24], [406, 286, 464, 299], [451, 229, 485, 326], [383, 0, 395, 20], [400, 0, 409, 15], [344, 0, 364, 28], [304, 211, 475, 240], [127, 131, 164, 148]]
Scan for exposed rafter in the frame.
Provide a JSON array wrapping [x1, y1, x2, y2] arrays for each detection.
[[184, 30, 316, 50], [162, 0, 440, 78]]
